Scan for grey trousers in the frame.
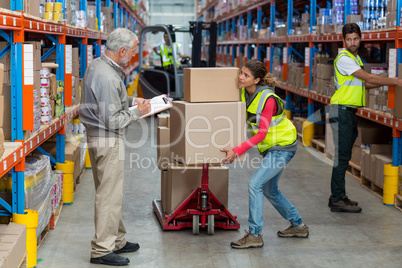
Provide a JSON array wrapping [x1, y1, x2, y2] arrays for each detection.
[[87, 136, 127, 258]]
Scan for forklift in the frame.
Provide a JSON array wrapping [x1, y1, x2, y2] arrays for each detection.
[[137, 21, 217, 99]]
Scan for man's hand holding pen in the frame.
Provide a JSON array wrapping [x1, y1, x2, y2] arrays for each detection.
[[137, 99, 151, 115]]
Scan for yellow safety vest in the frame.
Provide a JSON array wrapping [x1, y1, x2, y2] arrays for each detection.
[[331, 50, 365, 106], [159, 44, 179, 67], [241, 87, 297, 154]]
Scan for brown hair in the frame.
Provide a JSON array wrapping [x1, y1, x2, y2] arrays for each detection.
[[244, 60, 276, 87]]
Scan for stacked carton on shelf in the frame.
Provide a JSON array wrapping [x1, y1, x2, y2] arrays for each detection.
[[311, 57, 334, 97]]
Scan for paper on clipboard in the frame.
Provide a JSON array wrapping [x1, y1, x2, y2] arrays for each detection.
[[129, 94, 172, 119]]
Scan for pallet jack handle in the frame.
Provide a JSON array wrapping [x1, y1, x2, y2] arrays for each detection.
[[201, 163, 209, 192]]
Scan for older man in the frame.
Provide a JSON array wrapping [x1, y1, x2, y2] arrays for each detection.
[[80, 28, 151, 266]]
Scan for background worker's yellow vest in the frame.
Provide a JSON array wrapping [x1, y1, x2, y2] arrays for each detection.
[[331, 50, 365, 106], [159, 44, 180, 67], [241, 88, 297, 154]]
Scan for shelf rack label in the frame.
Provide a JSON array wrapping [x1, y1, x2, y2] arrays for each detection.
[[283, 47, 287, 64], [23, 44, 34, 86], [65, 45, 72, 74], [304, 47, 310, 67], [389, 49, 397, 78]]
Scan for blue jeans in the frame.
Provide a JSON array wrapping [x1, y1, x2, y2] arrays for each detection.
[[248, 150, 303, 235]]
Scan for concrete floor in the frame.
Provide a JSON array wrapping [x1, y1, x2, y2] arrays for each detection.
[[37, 116, 402, 267]]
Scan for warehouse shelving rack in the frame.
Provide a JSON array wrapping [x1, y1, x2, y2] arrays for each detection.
[[197, 0, 402, 173], [0, 0, 147, 217]]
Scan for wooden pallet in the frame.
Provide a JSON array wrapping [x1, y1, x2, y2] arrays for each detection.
[[310, 139, 326, 154], [297, 133, 302, 143], [37, 222, 50, 249], [325, 152, 334, 162], [346, 161, 361, 182], [18, 252, 27, 268], [394, 195, 402, 212], [49, 200, 63, 230], [360, 176, 383, 199]]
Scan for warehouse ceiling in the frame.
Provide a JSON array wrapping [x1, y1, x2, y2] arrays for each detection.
[[148, 0, 196, 25]]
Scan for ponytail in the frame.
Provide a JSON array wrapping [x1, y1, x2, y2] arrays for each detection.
[[260, 73, 276, 87]]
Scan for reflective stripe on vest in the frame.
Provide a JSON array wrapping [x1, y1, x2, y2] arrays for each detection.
[[160, 44, 179, 67], [330, 50, 365, 106], [241, 87, 297, 153]]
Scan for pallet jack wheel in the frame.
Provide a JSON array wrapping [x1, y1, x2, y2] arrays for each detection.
[[192, 215, 199, 235], [207, 215, 214, 235]]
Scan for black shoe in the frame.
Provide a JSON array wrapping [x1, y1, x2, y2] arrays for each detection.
[[90, 253, 129, 266], [328, 195, 358, 207], [330, 196, 362, 213], [114, 242, 140, 254]]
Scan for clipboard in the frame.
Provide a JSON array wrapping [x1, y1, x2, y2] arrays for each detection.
[[129, 94, 172, 119]]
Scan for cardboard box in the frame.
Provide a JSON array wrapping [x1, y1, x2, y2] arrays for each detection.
[[361, 148, 370, 177], [350, 145, 362, 166], [183, 68, 240, 103], [395, 63, 402, 117], [0, 95, 3, 128], [170, 101, 246, 164], [369, 144, 393, 155], [161, 170, 167, 212], [157, 114, 169, 127], [355, 123, 392, 146], [346, 14, 362, 24], [0, 222, 26, 268], [316, 64, 334, 80], [369, 94, 378, 110], [74, 76, 80, 104], [375, 154, 392, 187], [363, 63, 388, 74], [0, 0, 9, 9], [87, 5, 97, 30], [49, 73, 57, 99], [165, 164, 229, 214], [157, 126, 170, 170]]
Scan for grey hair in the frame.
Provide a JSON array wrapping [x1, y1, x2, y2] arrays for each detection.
[[106, 28, 138, 54]]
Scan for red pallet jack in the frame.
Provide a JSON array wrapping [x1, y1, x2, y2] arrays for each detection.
[[153, 163, 240, 234]]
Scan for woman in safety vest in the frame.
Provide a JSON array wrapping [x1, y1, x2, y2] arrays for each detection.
[[221, 60, 309, 249]]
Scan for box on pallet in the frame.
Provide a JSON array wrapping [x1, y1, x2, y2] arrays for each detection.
[[170, 101, 246, 165], [0, 223, 26, 268], [163, 163, 229, 214], [183, 68, 240, 103]]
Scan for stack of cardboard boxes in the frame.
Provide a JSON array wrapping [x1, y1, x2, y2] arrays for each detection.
[[325, 111, 394, 189], [287, 63, 305, 88], [300, 13, 310, 35], [312, 57, 335, 97], [157, 67, 247, 214], [72, 47, 81, 105], [386, 0, 398, 29]]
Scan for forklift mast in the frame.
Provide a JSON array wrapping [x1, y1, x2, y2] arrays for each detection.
[[189, 21, 217, 68]]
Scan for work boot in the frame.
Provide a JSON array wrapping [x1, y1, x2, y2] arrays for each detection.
[[114, 242, 140, 254], [90, 252, 130, 266], [330, 196, 362, 213], [277, 225, 309, 238], [328, 195, 358, 207], [230, 230, 263, 249]]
